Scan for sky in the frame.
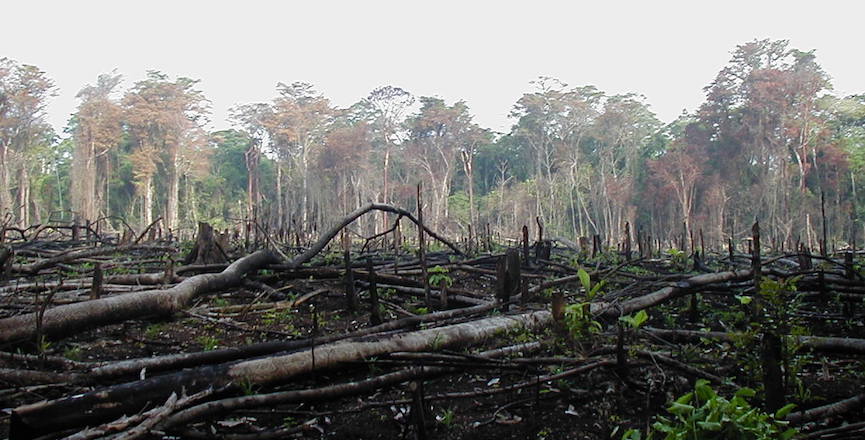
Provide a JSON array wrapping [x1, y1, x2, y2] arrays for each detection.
[[3, 1, 863, 135]]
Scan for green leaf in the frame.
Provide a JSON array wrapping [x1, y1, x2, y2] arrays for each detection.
[[735, 295, 752, 305], [780, 428, 797, 440], [774, 403, 796, 420], [578, 268, 591, 292], [674, 392, 694, 406], [633, 310, 649, 327], [668, 402, 695, 416], [694, 379, 715, 401], [734, 387, 756, 399], [696, 421, 722, 431]]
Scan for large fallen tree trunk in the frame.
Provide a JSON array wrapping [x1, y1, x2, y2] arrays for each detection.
[[0, 250, 280, 344], [643, 327, 865, 355], [10, 310, 552, 439], [592, 269, 752, 318], [10, 244, 174, 275]]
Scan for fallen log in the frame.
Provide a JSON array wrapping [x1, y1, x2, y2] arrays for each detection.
[[159, 342, 545, 429], [592, 270, 752, 318], [0, 250, 280, 344], [11, 245, 174, 275], [786, 392, 865, 424], [9, 310, 551, 439], [643, 327, 865, 355]]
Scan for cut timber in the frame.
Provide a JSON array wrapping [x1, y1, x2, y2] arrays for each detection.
[[0, 250, 280, 344], [10, 310, 551, 439]]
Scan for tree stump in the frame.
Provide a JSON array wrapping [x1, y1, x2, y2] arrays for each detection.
[[183, 222, 229, 265]]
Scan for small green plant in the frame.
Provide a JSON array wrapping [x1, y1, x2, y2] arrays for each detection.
[[563, 268, 605, 338], [412, 306, 430, 315], [238, 377, 258, 396], [212, 297, 230, 307], [63, 346, 82, 361], [145, 323, 166, 339], [665, 248, 687, 270], [428, 266, 453, 288], [619, 310, 649, 330], [536, 427, 552, 440], [436, 408, 455, 427], [644, 379, 796, 440], [37, 335, 52, 353], [198, 335, 220, 351], [262, 309, 292, 325], [577, 268, 604, 300], [564, 302, 602, 337], [381, 288, 397, 300]]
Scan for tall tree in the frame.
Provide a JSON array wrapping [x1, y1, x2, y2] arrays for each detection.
[[363, 86, 414, 231], [71, 72, 123, 223], [230, 103, 271, 227], [123, 71, 209, 231], [264, 82, 332, 232], [406, 97, 479, 230], [697, 39, 833, 244], [0, 58, 55, 226]]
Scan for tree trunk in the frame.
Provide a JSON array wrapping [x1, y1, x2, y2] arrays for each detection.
[[141, 174, 153, 231], [16, 166, 29, 227], [0, 144, 11, 218], [0, 250, 279, 345], [9, 310, 552, 439], [165, 154, 179, 231]]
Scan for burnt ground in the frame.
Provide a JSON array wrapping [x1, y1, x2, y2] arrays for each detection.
[[1, 244, 864, 439]]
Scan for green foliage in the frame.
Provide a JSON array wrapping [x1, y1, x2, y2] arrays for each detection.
[[198, 335, 220, 351], [564, 303, 602, 337], [37, 336, 52, 354], [412, 305, 430, 315], [262, 309, 288, 324], [63, 346, 82, 361], [645, 380, 797, 440], [665, 248, 687, 270], [563, 267, 605, 338], [619, 310, 649, 329], [144, 323, 167, 339], [238, 377, 259, 396], [577, 268, 604, 300], [447, 191, 471, 226], [436, 408, 456, 427], [428, 265, 453, 288]]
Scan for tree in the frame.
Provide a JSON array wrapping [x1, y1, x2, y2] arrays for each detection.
[[230, 103, 271, 228], [264, 82, 332, 232], [71, 72, 123, 223], [698, 39, 834, 245], [406, 97, 479, 230], [123, 71, 209, 231], [0, 58, 55, 226], [363, 86, 414, 231], [590, 93, 660, 241]]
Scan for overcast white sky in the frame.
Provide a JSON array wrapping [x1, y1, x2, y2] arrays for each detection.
[[3, 1, 863, 135]]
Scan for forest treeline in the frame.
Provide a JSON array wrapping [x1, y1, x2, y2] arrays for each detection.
[[1, 39, 863, 250]]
